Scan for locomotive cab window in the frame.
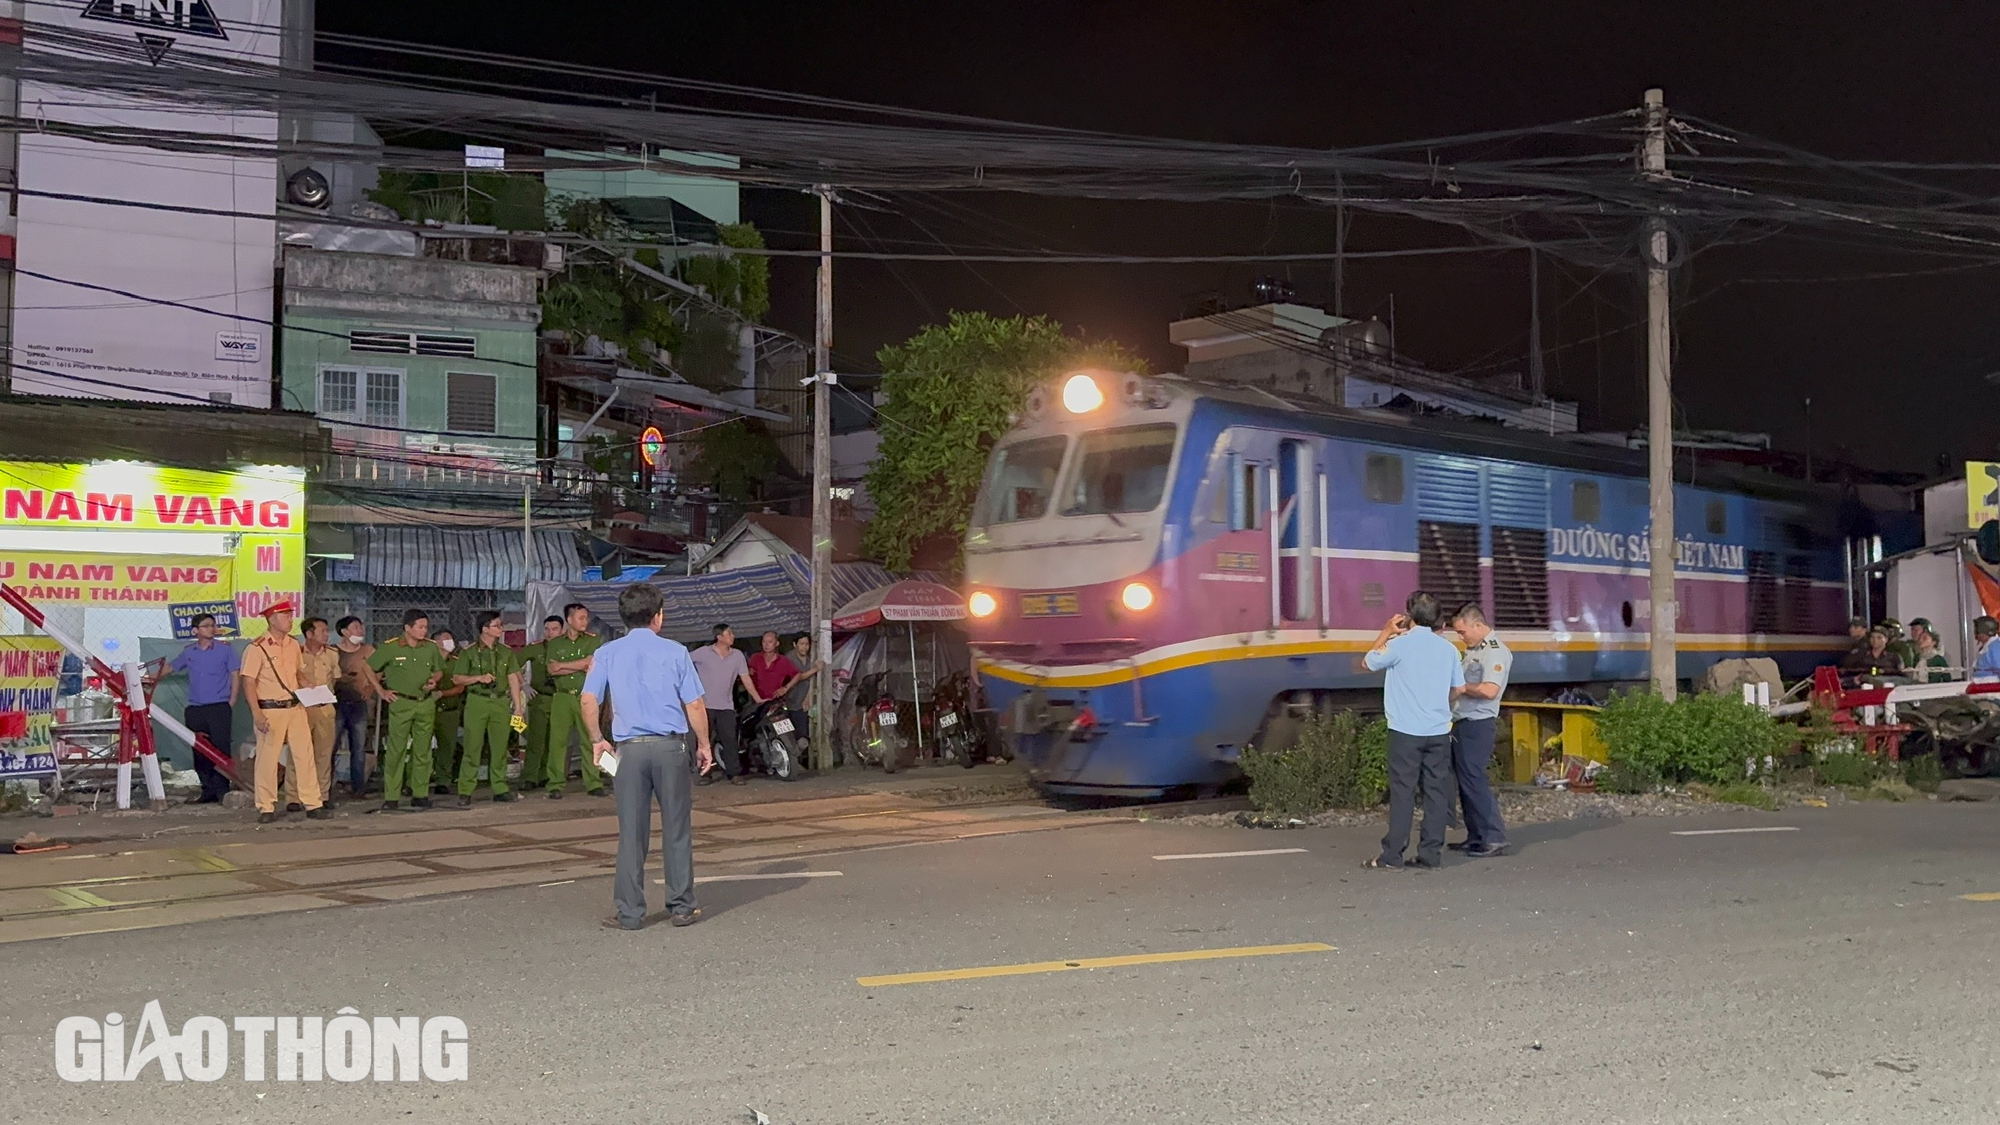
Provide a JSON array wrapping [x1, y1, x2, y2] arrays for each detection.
[[1571, 480, 1601, 523], [974, 435, 1068, 525], [1363, 453, 1404, 504], [1706, 499, 1727, 535], [1062, 424, 1178, 516], [1227, 453, 1265, 531]]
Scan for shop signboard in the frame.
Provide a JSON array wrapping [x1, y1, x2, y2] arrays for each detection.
[[0, 461, 304, 639], [0, 637, 62, 779]]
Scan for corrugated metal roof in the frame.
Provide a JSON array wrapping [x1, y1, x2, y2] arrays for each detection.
[[354, 526, 581, 589]]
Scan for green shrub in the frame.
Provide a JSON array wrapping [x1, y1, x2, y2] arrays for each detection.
[[1812, 747, 1880, 787], [1241, 711, 1389, 818], [1596, 760, 1661, 794], [1902, 753, 1942, 793], [1711, 781, 1779, 810], [1596, 690, 1791, 785]]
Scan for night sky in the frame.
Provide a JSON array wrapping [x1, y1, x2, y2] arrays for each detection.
[[326, 1, 2000, 475]]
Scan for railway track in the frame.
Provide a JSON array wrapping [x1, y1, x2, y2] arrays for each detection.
[[0, 791, 1236, 937]]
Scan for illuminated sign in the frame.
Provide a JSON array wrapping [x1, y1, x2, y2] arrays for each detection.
[[640, 426, 666, 468], [1969, 462, 2000, 529], [0, 461, 304, 638]]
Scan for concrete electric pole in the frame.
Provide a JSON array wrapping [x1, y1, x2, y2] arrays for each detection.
[[811, 188, 835, 769], [1641, 88, 1677, 700]]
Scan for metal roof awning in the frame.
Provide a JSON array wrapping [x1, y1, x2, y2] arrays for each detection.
[[351, 526, 582, 589], [548, 364, 788, 423]]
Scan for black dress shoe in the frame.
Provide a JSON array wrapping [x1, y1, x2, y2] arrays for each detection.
[[456, 794, 473, 809], [493, 791, 518, 802], [547, 789, 564, 800], [257, 811, 275, 824], [585, 787, 605, 798], [410, 797, 433, 810], [306, 806, 332, 820], [380, 799, 401, 812], [285, 802, 304, 813]]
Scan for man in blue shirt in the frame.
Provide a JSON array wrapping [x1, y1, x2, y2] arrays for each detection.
[[167, 612, 240, 803], [583, 583, 713, 930], [1972, 617, 2000, 681], [1361, 591, 1464, 869]]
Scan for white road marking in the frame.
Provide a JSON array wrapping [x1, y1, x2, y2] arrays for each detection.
[[1152, 847, 1310, 861], [1670, 826, 1801, 836], [538, 880, 576, 888], [655, 870, 847, 885]]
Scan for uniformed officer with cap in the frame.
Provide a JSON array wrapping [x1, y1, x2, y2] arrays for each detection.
[[450, 610, 526, 806], [1447, 603, 1509, 858], [541, 603, 605, 798], [517, 615, 563, 792], [242, 601, 329, 824], [366, 609, 446, 811]]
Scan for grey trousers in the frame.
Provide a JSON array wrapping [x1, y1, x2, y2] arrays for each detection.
[[1379, 730, 1453, 867], [613, 734, 696, 926]]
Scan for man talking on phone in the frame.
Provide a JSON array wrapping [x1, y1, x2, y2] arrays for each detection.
[[1361, 591, 1463, 870], [582, 584, 713, 931]]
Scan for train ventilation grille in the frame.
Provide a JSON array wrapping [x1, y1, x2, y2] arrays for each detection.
[[1780, 553, 1816, 634], [1747, 550, 1782, 635], [1417, 520, 1482, 617], [1490, 525, 1549, 629]]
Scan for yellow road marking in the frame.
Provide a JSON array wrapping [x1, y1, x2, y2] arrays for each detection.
[[1960, 892, 2000, 902], [182, 849, 238, 873], [856, 942, 1334, 987], [46, 887, 114, 910]]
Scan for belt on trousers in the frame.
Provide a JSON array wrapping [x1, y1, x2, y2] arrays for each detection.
[[256, 698, 299, 710]]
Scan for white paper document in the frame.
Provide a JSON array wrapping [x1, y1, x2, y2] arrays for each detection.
[[293, 685, 337, 707]]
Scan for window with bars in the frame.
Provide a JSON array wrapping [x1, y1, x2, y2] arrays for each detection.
[[1417, 520, 1482, 616], [1490, 526, 1549, 628], [446, 371, 499, 433], [1747, 550, 1781, 634], [349, 330, 479, 358], [318, 366, 403, 428]]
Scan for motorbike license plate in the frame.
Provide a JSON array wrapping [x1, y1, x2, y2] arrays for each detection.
[[939, 712, 958, 727], [879, 712, 898, 726], [772, 718, 794, 734]]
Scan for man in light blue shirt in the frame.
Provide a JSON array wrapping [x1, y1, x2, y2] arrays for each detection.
[[1972, 617, 2000, 681], [1362, 591, 1463, 869], [583, 583, 713, 930]]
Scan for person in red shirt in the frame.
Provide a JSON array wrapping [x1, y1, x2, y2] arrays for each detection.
[[747, 630, 801, 704]]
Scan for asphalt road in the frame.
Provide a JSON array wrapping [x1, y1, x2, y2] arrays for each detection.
[[3, 800, 1996, 1124]]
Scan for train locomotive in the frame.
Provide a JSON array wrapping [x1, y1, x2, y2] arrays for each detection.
[[961, 369, 1850, 797]]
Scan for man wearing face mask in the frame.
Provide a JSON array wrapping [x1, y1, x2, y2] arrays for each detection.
[[429, 629, 467, 796], [332, 617, 376, 797]]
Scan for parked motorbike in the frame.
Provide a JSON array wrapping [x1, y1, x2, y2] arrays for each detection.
[[866, 691, 910, 773], [739, 698, 801, 781]]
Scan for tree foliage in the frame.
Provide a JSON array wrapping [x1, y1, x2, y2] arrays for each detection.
[[678, 223, 771, 323], [862, 312, 1146, 570], [687, 419, 782, 503]]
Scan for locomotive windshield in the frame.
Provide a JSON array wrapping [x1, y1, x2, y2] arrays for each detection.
[[973, 434, 1069, 525], [1060, 424, 1178, 516]]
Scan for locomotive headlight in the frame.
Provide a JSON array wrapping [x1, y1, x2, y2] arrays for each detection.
[[1061, 373, 1105, 414], [967, 590, 999, 618], [1120, 581, 1155, 612]]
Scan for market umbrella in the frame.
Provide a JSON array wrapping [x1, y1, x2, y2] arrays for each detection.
[[831, 580, 965, 748]]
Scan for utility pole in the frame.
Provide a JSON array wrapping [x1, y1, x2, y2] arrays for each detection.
[[522, 477, 533, 618], [1642, 88, 1677, 700], [1527, 248, 1545, 397], [810, 188, 835, 770], [1332, 172, 1346, 318]]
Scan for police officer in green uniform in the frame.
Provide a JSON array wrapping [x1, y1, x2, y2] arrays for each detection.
[[366, 608, 446, 811], [518, 615, 563, 792], [451, 610, 526, 806], [542, 602, 605, 798], [430, 630, 467, 795]]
